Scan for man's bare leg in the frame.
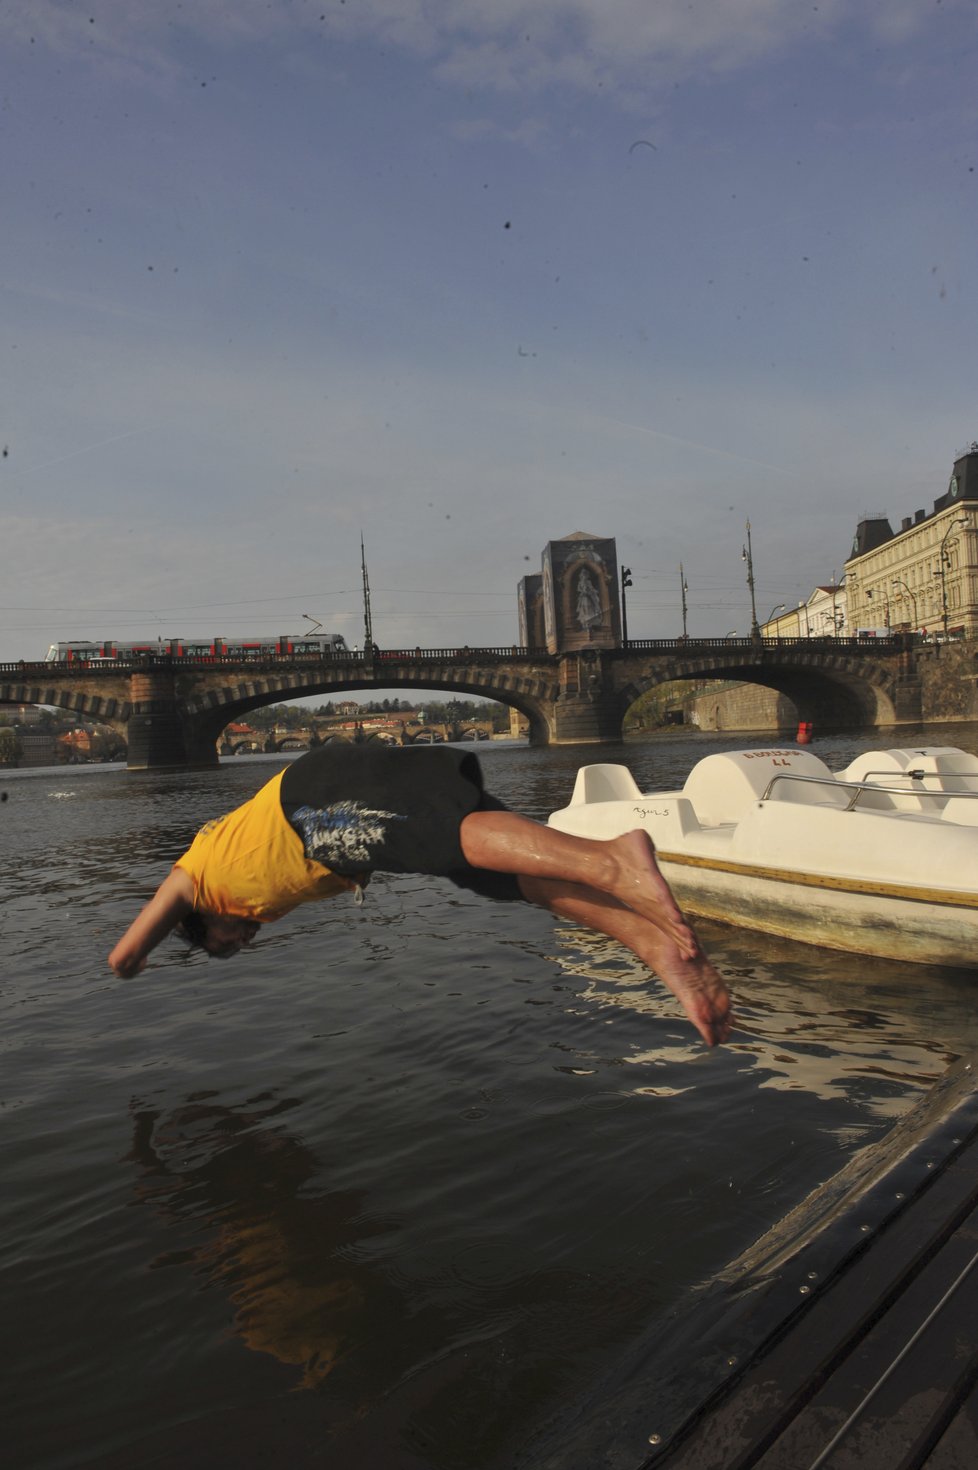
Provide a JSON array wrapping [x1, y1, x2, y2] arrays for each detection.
[[517, 874, 732, 1048], [459, 811, 697, 959]]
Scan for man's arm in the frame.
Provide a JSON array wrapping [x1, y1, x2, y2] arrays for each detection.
[[108, 867, 195, 978]]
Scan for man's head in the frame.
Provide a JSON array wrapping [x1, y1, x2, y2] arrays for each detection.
[[177, 910, 261, 959]]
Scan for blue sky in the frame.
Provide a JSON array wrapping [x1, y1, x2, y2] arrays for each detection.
[[2, 0, 977, 662]]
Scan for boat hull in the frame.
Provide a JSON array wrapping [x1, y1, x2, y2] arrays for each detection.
[[655, 850, 978, 967]]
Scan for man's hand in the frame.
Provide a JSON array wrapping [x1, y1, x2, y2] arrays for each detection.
[[108, 868, 194, 978], [108, 945, 148, 979]]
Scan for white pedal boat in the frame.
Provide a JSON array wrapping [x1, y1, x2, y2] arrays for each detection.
[[548, 746, 978, 968]]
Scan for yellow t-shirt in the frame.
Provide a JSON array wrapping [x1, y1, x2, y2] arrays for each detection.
[[175, 770, 355, 921]]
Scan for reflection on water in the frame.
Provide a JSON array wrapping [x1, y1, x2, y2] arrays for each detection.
[[551, 920, 967, 1120], [127, 1095, 395, 1392], [3, 730, 978, 1469]]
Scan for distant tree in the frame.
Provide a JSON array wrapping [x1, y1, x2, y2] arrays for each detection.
[[417, 699, 492, 725], [0, 727, 22, 766], [247, 703, 311, 731]]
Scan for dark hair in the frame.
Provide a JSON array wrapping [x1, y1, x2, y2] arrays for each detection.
[[176, 909, 210, 949]]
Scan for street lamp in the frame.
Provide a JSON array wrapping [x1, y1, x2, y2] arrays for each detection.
[[621, 565, 633, 647], [765, 603, 785, 636], [360, 534, 374, 653], [891, 578, 918, 633], [937, 516, 970, 640], [742, 521, 760, 639], [679, 563, 689, 638]]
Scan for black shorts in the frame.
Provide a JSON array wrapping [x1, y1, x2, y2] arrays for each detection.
[[280, 742, 522, 901]]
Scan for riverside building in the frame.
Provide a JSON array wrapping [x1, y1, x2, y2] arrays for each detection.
[[843, 446, 978, 641]]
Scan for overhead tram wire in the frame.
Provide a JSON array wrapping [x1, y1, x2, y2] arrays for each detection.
[[0, 588, 518, 618]]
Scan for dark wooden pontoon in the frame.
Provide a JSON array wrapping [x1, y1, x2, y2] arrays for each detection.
[[524, 1054, 978, 1470]]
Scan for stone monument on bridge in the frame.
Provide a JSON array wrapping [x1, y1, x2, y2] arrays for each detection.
[[517, 572, 546, 649], [518, 532, 623, 655]]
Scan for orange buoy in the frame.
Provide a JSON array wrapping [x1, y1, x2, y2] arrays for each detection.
[[796, 721, 813, 744]]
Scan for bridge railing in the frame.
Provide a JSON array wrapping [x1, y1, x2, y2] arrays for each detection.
[[0, 646, 552, 677], [620, 634, 910, 652], [0, 634, 920, 678], [369, 646, 550, 662]]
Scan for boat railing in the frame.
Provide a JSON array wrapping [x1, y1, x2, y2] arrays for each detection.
[[849, 768, 978, 791], [760, 771, 978, 811]]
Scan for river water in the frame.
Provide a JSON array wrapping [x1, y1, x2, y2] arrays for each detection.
[[4, 728, 978, 1470]]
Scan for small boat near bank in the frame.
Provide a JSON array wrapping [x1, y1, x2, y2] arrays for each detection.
[[548, 745, 978, 968]]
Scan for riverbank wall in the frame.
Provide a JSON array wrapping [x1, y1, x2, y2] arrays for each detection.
[[682, 683, 796, 733]]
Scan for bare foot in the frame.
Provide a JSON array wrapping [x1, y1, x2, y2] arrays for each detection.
[[517, 873, 732, 1047], [607, 830, 698, 960], [652, 942, 732, 1048]]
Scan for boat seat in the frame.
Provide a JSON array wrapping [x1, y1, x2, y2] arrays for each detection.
[[681, 748, 845, 827], [941, 796, 978, 826], [838, 747, 978, 812], [567, 763, 644, 807]]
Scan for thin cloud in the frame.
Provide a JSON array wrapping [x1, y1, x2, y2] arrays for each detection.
[[3, 1, 965, 104]]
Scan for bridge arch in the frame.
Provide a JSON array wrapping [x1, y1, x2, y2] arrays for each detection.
[[0, 685, 129, 726], [182, 667, 558, 750], [613, 648, 906, 732]]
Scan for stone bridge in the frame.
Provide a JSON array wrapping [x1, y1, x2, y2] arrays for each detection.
[[0, 636, 929, 769], [223, 720, 493, 754]]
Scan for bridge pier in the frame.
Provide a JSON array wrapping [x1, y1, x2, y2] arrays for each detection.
[[127, 669, 219, 771], [551, 652, 623, 744], [891, 663, 924, 722]]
